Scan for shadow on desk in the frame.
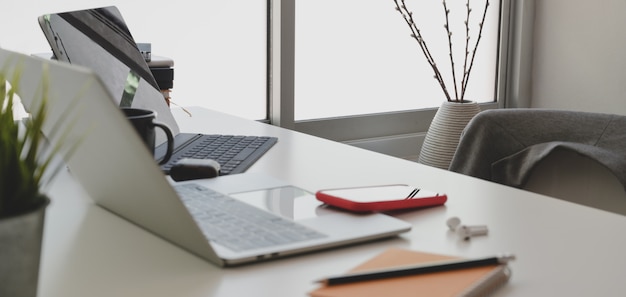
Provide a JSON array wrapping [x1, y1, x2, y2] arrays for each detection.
[[42, 205, 222, 296], [41, 202, 416, 296]]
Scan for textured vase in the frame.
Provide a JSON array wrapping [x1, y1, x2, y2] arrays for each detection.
[[0, 197, 49, 297], [418, 101, 481, 170]]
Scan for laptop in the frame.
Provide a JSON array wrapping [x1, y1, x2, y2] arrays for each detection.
[[1, 47, 412, 266], [37, 6, 276, 175]]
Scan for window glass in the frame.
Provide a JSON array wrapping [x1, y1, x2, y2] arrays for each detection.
[[294, 0, 500, 120], [4, 0, 267, 120]]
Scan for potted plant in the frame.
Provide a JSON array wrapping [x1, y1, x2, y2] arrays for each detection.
[[0, 67, 69, 297], [392, 0, 491, 169]]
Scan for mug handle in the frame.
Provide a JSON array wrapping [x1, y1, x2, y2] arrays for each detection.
[[154, 122, 174, 165]]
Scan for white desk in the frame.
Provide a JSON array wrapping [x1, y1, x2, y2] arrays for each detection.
[[40, 107, 626, 296]]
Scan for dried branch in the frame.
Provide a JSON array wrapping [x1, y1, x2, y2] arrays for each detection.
[[394, 0, 452, 101], [442, 0, 459, 101], [461, 0, 490, 99], [393, 0, 490, 102], [461, 0, 472, 101]]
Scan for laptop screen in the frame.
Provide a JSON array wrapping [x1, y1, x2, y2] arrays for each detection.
[[39, 6, 179, 141]]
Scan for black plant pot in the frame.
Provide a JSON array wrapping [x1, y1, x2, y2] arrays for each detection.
[[0, 196, 50, 297]]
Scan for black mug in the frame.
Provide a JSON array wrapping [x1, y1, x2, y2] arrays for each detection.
[[122, 108, 174, 165]]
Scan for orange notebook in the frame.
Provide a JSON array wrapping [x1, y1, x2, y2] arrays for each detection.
[[309, 248, 511, 297]]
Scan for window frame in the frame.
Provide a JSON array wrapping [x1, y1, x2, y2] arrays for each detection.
[[268, 0, 528, 145]]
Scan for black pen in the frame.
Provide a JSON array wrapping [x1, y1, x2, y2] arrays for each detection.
[[315, 254, 515, 286]]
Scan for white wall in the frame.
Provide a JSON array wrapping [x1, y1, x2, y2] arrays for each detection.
[[531, 0, 626, 115]]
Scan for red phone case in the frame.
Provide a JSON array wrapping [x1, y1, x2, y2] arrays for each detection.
[[315, 185, 447, 212]]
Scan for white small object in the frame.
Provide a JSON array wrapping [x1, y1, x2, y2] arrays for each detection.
[[446, 216, 489, 240], [446, 216, 461, 231], [456, 225, 489, 240]]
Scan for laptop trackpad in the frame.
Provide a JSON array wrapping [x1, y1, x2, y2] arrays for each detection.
[[229, 186, 337, 221]]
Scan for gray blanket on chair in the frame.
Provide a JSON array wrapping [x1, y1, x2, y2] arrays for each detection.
[[448, 109, 626, 191]]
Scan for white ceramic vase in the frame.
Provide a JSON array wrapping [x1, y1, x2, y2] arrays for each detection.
[[418, 101, 481, 170]]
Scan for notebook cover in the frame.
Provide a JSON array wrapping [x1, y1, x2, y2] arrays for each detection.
[[309, 248, 510, 297]]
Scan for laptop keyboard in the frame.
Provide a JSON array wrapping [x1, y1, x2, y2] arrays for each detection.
[[174, 183, 327, 252], [162, 135, 277, 175]]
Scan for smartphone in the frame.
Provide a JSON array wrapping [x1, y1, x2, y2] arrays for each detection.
[[315, 184, 447, 212]]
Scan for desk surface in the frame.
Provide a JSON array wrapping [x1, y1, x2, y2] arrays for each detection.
[[40, 107, 626, 296]]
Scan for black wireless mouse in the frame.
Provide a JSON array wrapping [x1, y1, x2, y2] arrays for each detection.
[[169, 158, 221, 181]]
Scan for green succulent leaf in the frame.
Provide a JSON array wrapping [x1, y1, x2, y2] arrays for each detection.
[[0, 65, 70, 217]]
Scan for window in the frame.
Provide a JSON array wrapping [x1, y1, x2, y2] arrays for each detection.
[[294, 0, 501, 120], [6, 0, 513, 158], [269, 0, 510, 157], [5, 0, 268, 120], [125, 1, 268, 120]]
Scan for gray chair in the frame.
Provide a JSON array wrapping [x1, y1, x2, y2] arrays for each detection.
[[449, 109, 626, 215]]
